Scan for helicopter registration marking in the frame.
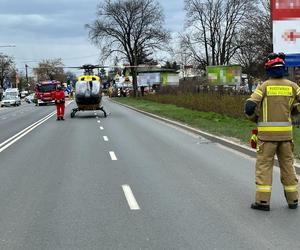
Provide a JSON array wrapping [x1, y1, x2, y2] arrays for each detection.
[[109, 151, 117, 160]]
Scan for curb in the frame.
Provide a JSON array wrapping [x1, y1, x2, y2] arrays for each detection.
[[111, 99, 300, 175]]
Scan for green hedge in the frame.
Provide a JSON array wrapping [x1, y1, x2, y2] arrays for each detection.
[[143, 93, 248, 119]]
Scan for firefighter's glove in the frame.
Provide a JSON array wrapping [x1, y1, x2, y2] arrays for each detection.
[[250, 129, 258, 149], [245, 100, 257, 116], [245, 100, 258, 122]]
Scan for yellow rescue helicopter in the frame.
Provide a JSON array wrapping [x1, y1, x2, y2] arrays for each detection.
[[70, 64, 107, 118]]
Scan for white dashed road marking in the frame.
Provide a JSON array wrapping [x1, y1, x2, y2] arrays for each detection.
[[97, 120, 101, 123], [122, 185, 140, 210], [103, 136, 109, 141], [100, 126, 104, 130], [109, 151, 117, 160]]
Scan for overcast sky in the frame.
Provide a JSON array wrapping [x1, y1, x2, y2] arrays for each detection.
[[0, 0, 185, 74]]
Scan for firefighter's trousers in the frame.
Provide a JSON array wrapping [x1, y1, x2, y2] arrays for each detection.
[[255, 140, 298, 205], [56, 104, 65, 118]]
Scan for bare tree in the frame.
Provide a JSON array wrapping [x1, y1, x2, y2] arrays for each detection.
[[0, 54, 15, 89], [86, 0, 170, 96], [33, 58, 65, 82], [235, 0, 272, 78], [184, 0, 257, 69]]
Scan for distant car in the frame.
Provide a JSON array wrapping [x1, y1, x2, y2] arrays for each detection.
[[1, 95, 21, 107], [25, 93, 35, 103]]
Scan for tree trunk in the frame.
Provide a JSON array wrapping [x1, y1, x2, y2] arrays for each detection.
[[132, 68, 138, 97]]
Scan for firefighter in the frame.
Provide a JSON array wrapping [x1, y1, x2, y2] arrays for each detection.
[[55, 84, 65, 120], [245, 53, 299, 211]]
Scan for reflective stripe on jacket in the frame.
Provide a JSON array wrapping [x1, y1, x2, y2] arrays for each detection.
[[247, 79, 300, 141]]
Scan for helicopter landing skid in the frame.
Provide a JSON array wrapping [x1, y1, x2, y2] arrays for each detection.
[[70, 107, 107, 118]]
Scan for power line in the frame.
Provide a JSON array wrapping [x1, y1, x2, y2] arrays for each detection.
[[0, 45, 16, 48], [16, 54, 99, 63]]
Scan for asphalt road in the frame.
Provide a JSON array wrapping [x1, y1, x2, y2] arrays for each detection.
[[0, 102, 55, 144], [0, 97, 299, 250]]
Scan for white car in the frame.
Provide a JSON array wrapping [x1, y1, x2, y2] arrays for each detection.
[[1, 95, 21, 107]]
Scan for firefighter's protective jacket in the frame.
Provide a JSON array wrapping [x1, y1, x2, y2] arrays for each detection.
[[247, 78, 300, 141], [54, 90, 65, 104]]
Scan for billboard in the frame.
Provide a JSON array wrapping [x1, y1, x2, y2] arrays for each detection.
[[137, 72, 160, 86], [272, 0, 300, 54], [206, 65, 241, 85]]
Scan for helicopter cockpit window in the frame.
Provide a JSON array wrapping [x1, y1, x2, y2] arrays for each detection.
[[76, 81, 100, 95]]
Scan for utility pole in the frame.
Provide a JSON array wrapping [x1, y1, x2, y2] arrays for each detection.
[[25, 64, 29, 83]]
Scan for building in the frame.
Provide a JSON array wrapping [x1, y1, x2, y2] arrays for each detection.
[[137, 68, 179, 87]]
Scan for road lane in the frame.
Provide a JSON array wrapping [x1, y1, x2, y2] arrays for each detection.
[[0, 101, 131, 249], [101, 99, 300, 249], [0, 98, 299, 249], [0, 102, 56, 144]]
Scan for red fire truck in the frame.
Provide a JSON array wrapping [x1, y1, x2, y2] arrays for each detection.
[[35, 80, 60, 106]]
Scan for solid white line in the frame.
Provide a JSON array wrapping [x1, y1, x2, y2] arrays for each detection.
[[109, 151, 117, 160], [122, 185, 140, 210], [0, 111, 56, 153], [100, 126, 104, 130], [0, 111, 55, 148], [103, 136, 109, 141]]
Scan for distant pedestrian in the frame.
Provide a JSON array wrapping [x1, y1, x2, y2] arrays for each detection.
[[141, 86, 145, 96], [55, 84, 65, 120]]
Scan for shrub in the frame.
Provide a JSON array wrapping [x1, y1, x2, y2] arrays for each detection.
[[143, 93, 248, 119]]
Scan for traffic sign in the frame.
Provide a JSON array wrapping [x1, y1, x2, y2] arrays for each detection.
[[272, 0, 300, 54], [285, 53, 300, 67]]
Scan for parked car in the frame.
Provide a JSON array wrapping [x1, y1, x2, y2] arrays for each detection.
[[1, 95, 21, 107], [25, 93, 36, 103]]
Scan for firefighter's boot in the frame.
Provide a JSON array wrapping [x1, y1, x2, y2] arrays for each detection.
[[251, 202, 270, 211]]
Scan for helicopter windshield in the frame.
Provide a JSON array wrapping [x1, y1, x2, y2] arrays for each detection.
[[37, 84, 56, 93], [76, 81, 100, 95]]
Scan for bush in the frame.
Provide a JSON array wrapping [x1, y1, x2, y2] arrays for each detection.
[[143, 93, 248, 119]]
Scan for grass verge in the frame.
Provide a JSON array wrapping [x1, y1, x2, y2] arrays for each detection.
[[114, 97, 300, 159]]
